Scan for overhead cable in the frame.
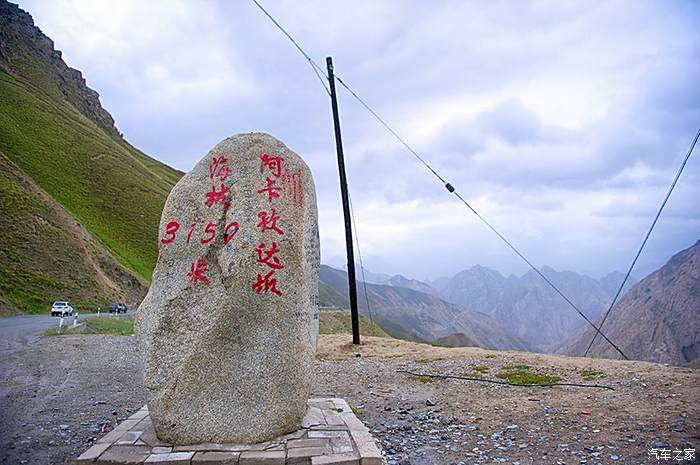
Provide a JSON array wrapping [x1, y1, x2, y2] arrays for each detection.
[[584, 127, 700, 356], [251, 0, 627, 359]]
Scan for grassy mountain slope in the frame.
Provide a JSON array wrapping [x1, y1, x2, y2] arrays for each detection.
[[0, 2, 182, 313], [319, 310, 390, 338], [0, 153, 145, 314], [319, 280, 349, 308], [0, 69, 179, 280]]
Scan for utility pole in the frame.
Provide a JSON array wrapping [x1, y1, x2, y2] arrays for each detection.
[[326, 56, 360, 345]]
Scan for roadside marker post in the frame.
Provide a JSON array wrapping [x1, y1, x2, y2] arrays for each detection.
[[73, 312, 78, 327], [59, 316, 64, 329]]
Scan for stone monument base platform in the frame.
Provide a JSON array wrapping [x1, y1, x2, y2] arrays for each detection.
[[76, 398, 382, 465]]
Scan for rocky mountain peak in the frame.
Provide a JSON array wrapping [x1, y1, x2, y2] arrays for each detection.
[[0, 0, 120, 137], [564, 239, 700, 366]]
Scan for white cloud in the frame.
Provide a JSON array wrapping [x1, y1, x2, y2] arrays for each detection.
[[22, 0, 256, 108]]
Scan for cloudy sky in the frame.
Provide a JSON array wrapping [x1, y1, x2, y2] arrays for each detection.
[[20, 0, 700, 281]]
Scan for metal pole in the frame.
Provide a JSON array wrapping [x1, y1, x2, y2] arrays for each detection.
[[326, 56, 360, 345]]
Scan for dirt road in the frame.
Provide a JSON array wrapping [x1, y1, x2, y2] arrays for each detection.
[[0, 332, 697, 465], [0, 313, 102, 356], [0, 322, 144, 465]]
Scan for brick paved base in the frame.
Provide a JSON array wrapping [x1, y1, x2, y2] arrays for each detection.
[[76, 398, 383, 465]]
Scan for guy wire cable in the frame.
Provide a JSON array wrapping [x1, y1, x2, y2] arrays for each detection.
[[584, 126, 700, 356]]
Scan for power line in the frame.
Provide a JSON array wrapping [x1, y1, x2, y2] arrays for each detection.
[[332, 76, 447, 185], [348, 191, 376, 329], [332, 77, 627, 359], [251, 0, 330, 96], [251, 0, 627, 359], [584, 127, 700, 356]]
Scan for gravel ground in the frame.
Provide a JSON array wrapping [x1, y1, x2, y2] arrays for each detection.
[[0, 335, 146, 465], [0, 334, 698, 465], [315, 336, 700, 465]]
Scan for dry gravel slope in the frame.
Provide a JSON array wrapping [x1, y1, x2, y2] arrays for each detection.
[[316, 335, 699, 465], [1, 332, 697, 465]]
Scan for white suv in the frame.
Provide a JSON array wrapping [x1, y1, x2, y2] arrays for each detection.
[[51, 301, 74, 317]]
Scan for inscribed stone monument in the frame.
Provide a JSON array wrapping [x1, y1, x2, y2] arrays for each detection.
[[135, 132, 320, 444]]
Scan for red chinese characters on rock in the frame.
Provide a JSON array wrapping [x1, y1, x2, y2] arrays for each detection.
[[259, 153, 283, 178], [257, 208, 284, 235], [251, 235, 285, 295], [187, 258, 209, 285], [252, 153, 288, 297], [209, 156, 232, 182], [204, 183, 231, 208], [204, 156, 232, 208], [280, 169, 304, 207], [259, 152, 303, 207], [257, 177, 281, 202], [159, 220, 240, 287], [161, 155, 242, 287], [159, 152, 298, 293], [252, 270, 282, 296], [255, 242, 284, 270]]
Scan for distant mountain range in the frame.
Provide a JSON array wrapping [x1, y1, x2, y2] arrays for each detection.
[[564, 240, 700, 366], [319, 265, 531, 351], [330, 239, 699, 366], [429, 266, 636, 352], [337, 262, 635, 352]]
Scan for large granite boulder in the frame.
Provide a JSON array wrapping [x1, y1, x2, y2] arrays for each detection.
[[135, 133, 320, 444]]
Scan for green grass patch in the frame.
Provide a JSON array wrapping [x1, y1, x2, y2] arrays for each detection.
[[350, 405, 363, 416], [580, 369, 606, 381], [496, 365, 561, 385], [472, 365, 489, 374], [484, 354, 497, 359], [413, 375, 434, 384], [44, 317, 133, 336]]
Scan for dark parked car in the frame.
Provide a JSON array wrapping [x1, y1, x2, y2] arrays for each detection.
[[108, 303, 127, 314]]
